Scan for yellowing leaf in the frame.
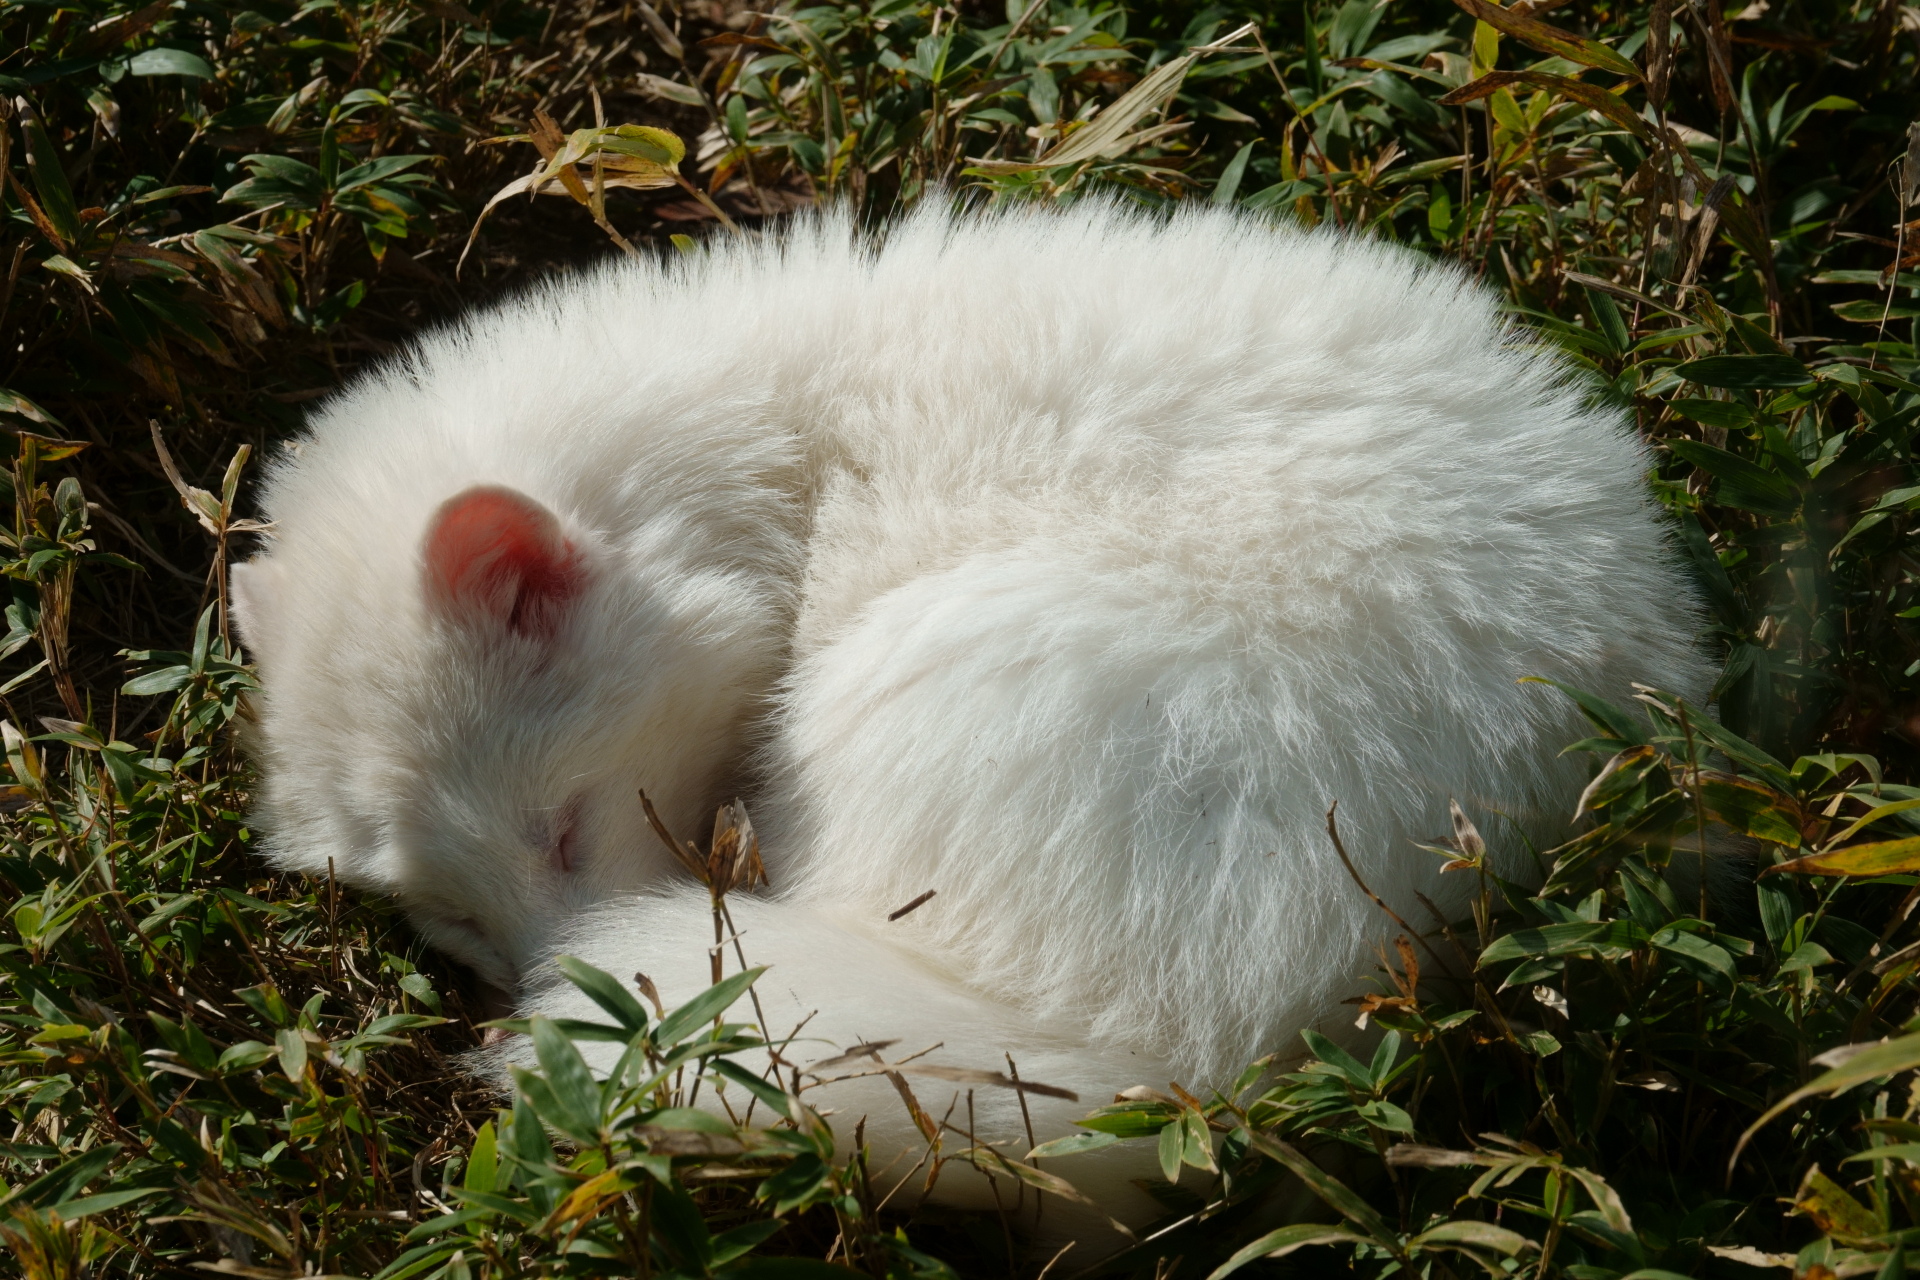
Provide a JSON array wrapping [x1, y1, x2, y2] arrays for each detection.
[[1763, 836, 1920, 879], [459, 121, 691, 273], [1793, 1166, 1884, 1241], [1700, 777, 1803, 846], [545, 1166, 643, 1229]]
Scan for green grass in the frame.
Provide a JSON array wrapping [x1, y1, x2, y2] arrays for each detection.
[[2, 0, 1920, 1274]]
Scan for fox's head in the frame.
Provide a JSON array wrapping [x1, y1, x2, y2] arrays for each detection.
[[233, 475, 779, 997]]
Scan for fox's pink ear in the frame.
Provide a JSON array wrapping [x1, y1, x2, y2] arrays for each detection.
[[423, 486, 585, 639]]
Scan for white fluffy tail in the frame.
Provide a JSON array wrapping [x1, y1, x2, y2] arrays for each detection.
[[505, 889, 1174, 1227]]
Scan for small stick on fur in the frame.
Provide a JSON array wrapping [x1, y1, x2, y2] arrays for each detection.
[[887, 889, 936, 921], [866, 1043, 941, 1145], [638, 789, 707, 881], [1007, 1051, 1042, 1229], [1325, 801, 1451, 974]]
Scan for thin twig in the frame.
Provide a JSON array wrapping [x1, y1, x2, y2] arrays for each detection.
[[1326, 801, 1451, 974]]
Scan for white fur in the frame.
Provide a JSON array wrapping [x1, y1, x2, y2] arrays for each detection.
[[539, 889, 1176, 1227], [234, 200, 1708, 1211]]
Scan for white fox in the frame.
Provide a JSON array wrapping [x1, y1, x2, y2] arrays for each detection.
[[231, 199, 1708, 1221]]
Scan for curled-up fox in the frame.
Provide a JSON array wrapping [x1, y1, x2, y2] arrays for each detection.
[[232, 199, 1708, 1224]]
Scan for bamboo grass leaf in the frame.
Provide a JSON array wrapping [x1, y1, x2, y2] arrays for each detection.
[[1243, 1131, 1392, 1238], [1205, 1225, 1369, 1280], [1735, 1034, 1920, 1171], [655, 966, 768, 1047]]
